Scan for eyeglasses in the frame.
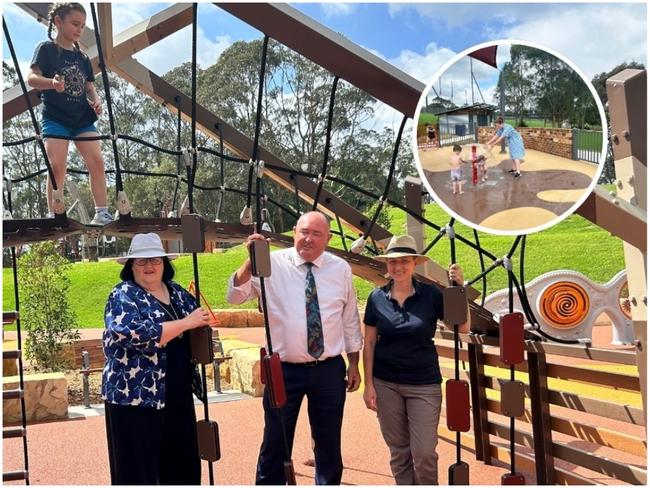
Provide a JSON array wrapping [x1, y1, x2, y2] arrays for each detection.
[[133, 257, 163, 266]]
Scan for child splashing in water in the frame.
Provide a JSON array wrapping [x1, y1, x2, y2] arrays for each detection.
[[27, 3, 112, 225]]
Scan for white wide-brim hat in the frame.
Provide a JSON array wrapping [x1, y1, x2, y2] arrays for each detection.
[[373, 235, 431, 265], [116, 233, 179, 264]]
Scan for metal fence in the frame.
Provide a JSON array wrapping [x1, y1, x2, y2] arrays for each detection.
[[572, 129, 603, 163], [438, 123, 477, 147]]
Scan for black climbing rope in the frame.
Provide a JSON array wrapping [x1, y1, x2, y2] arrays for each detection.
[[89, 3, 127, 207], [311, 76, 339, 211], [351, 115, 407, 253], [247, 33, 296, 486], [170, 96, 183, 216]]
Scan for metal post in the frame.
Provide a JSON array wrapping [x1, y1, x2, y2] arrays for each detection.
[[82, 351, 91, 409]]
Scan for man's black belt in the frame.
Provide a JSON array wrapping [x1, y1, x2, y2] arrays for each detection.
[[283, 355, 340, 367]]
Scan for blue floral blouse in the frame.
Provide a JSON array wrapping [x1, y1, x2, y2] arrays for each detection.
[[101, 280, 203, 409]]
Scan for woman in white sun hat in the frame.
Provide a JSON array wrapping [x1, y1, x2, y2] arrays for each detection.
[[102, 233, 211, 484], [362, 235, 470, 485]]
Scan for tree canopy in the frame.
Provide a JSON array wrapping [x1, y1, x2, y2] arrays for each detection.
[[3, 41, 413, 235]]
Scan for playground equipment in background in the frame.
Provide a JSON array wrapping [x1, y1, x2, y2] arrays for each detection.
[[483, 270, 633, 345]]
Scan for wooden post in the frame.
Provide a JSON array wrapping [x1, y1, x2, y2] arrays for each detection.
[[527, 350, 555, 484], [606, 69, 647, 423], [467, 342, 491, 463], [404, 176, 429, 273]]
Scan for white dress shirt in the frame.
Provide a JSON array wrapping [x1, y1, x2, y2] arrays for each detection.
[[227, 247, 363, 363]]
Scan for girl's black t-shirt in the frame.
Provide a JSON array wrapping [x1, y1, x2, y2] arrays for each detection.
[[30, 41, 97, 129]]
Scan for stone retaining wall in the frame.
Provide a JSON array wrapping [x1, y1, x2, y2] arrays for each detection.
[[3, 373, 68, 423], [213, 309, 264, 328], [206, 339, 263, 397], [478, 126, 573, 159]]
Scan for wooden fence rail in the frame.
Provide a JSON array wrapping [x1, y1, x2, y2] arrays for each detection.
[[433, 330, 646, 484]]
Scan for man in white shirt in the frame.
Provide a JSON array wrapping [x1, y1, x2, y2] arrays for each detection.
[[227, 211, 363, 485]]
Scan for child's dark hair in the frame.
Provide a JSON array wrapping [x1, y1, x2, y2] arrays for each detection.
[[47, 3, 86, 52], [120, 257, 176, 282], [495, 116, 504, 125], [453, 144, 462, 152]]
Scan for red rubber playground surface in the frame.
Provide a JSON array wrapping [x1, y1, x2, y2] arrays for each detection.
[[3, 389, 523, 485], [3, 324, 639, 485]]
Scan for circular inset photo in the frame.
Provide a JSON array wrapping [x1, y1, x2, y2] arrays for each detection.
[[414, 41, 607, 235]]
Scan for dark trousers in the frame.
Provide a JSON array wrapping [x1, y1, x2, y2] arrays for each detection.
[[104, 397, 201, 485], [256, 355, 347, 485]]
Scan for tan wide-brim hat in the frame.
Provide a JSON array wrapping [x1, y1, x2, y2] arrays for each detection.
[[373, 235, 431, 265], [116, 233, 179, 264]]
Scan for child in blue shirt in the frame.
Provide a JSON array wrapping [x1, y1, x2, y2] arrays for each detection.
[[27, 3, 112, 225]]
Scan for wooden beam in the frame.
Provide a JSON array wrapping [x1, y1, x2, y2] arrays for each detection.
[[216, 2, 424, 116], [575, 185, 646, 251], [489, 420, 647, 485], [468, 343, 492, 464], [606, 68, 647, 427], [97, 3, 113, 63], [528, 350, 555, 484], [482, 374, 645, 427], [484, 398, 646, 459]]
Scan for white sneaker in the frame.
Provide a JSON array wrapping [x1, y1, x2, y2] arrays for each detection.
[[90, 210, 114, 225]]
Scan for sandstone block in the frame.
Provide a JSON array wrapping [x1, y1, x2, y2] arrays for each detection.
[[3, 373, 68, 423]]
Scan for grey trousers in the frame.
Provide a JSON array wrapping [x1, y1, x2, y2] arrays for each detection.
[[374, 378, 442, 485]]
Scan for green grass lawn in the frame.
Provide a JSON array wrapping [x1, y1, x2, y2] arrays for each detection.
[[3, 201, 625, 329], [575, 131, 603, 152], [505, 118, 554, 128]]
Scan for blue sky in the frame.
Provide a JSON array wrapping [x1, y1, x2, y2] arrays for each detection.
[[3, 2, 647, 129]]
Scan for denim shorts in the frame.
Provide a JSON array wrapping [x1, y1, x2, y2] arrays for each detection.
[[41, 118, 97, 139]]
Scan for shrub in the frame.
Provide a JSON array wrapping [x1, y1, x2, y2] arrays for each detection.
[[18, 242, 80, 371]]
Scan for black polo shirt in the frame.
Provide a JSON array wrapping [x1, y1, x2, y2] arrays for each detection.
[[364, 279, 444, 385]]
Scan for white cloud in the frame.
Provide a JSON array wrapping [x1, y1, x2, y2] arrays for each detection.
[[389, 42, 458, 85], [321, 3, 356, 18], [496, 5, 646, 78], [389, 3, 646, 80], [133, 25, 232, 75], [105, 3, 234, 75]]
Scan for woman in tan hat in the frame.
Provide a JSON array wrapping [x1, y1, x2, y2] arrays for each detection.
[[362, 235, 469, 485], [102, 233, 212, 484]]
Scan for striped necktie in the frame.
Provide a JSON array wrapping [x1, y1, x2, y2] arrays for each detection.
[[305, 262, 324, 359]]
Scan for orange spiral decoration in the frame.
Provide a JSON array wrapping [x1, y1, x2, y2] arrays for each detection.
[[539, 281, 590, 329]]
